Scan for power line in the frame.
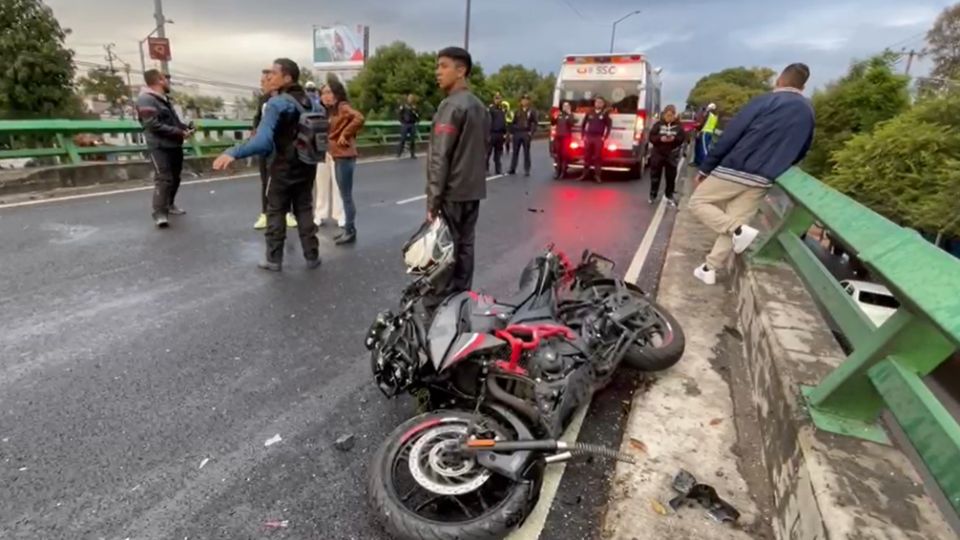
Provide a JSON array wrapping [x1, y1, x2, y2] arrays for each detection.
[[76, 60, 256, 91], [885, 30, 927, 51], [558, 0, 586, 19]]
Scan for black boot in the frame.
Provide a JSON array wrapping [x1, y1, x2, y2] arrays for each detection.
[[335, 229, 356, 245], [154, 215, 169, 228]]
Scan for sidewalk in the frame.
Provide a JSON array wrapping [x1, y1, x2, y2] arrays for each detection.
[[602, 197, 774, 539]]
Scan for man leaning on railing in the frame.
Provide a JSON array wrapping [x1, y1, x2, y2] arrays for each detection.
[[688, 63, 815, 286]]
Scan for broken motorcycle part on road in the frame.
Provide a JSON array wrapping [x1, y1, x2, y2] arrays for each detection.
[[668, 469, 741, 523]]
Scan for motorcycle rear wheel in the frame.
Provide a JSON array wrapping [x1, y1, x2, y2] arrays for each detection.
[[368, 411, 539, 540]]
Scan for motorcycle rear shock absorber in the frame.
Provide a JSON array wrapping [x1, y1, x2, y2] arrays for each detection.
[[464, 439, 635, 464]]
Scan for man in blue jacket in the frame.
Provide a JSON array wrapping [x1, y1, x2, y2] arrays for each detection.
[[689, 63, 814, 285], [212, 58, 321, 272]]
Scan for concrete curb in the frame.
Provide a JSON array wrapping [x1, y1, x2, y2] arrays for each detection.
[[735, 260, 954, 539]]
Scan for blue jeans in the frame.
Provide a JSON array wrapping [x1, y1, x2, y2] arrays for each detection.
[[397, 124, 417, 157], [335, 157, 357, 233], [694, 132, 713, 165]]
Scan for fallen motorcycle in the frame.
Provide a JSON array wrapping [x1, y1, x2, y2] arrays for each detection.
[[365, 225, 684, 540]]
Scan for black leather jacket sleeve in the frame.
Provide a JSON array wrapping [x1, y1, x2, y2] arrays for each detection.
[[427, 98, 462, 212]]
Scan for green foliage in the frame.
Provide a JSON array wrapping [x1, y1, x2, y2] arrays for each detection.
[[804, 54, 910, 178], [349, 41, 552, 119], [686, 67, 774, 117], [171, 91, 225, 118], [927, 3, 960, 80], [827, 94, 960, 237], [77, 67, 128, 107], [0, 0, 84, 119]]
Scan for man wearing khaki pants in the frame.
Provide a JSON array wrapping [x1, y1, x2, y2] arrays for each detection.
[[689, 63, 816, 285]]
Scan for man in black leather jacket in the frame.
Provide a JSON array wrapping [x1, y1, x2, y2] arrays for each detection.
[[426, 46, 490, 301], [136, 69, 193, 228]]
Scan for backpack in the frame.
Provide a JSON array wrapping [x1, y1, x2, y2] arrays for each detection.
[[280, 93, 328, 164]]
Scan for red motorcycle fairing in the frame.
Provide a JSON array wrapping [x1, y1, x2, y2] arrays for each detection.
[[428, 291, 513, 371]]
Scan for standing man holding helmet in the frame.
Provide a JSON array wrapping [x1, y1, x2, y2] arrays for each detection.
[[425, 46, 489, 307], [136, 69, 193, 228]]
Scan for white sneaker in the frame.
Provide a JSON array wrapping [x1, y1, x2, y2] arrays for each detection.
[[694, 264, 717, 285], [732, 225, 759, 254]]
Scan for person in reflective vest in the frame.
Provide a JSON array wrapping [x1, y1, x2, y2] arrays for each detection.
[[694, 103, 718, 165]]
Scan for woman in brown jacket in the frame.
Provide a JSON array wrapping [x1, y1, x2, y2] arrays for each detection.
[[321, 76, 365, 245]]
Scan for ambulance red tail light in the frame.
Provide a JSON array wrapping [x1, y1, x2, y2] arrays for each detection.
[[634, 110, 647, 142], [606, 142, 618, 152], [569, 141, 580, 150]]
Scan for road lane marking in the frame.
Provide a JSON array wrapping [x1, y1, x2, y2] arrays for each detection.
[[508, 196, 670, 540], [0, 155, 422, 210], [394, 174, 505, 205], [624, 198, 668, 283]]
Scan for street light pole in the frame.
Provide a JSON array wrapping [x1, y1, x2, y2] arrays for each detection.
[[610, 10, 642, 53], [154, 0, 169, 74], [464, 0, 471, 51]]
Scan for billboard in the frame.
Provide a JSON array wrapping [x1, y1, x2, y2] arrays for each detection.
[[313, 25, 367, 69]]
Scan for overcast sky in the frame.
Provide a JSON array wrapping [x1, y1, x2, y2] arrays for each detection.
[[48, 0, 950, 105]]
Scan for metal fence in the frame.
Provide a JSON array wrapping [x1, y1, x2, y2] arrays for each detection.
[[753, 166, 960, 515], [0, 119, 433, 165]]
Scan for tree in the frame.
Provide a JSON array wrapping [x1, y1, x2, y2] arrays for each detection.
[[686, 67, 774, 118], [0, 0, 84, 119], [827, 94, 960, 242], [77, 67, 128, 109], [927, 4, 960, 81], [804, 54, 910, 178], [171, 91, 224, 118]]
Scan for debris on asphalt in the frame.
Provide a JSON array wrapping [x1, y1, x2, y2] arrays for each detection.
[[198, 458, 210, 469], [18, 467, 28, 472], [650, 498, 668, 516], [628, 438, 647, 454], [263, 519, 289, 529], [335, 434, 355, 451], [709, 418, 724, 426], [668, 469, 741, 523], [264, 434, 283, 447], [527, 207, 545, 213]]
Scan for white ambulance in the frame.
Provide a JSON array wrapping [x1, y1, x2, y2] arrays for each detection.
[[550, 53, 662, 178]]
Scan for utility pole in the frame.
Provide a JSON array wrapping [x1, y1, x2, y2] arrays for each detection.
[[610, 10, 642, 54], [104, 43, 117, 73], [154, 0, 169, 74], [464, 0, 471, 51], [903, 48, 927, 76]]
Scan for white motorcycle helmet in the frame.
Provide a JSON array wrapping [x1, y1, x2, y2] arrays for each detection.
[[402, 217, 455, 276]]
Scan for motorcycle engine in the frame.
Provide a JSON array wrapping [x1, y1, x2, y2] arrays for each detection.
[[527, 342, 573, 382], [367, 310, 421, 397]]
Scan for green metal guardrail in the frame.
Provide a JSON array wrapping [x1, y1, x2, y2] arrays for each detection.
[[0, 119, 432, 165], [754, 166, 960, 515]]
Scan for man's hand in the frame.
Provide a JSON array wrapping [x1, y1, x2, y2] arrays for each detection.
[[338, 135, 349, 147], [212, 154, 235, 171], [183, 128, 196, 139]]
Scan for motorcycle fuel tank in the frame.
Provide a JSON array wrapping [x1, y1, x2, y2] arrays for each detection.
[[428, 292, 509, 371]]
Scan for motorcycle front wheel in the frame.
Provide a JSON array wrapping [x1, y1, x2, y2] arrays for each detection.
[[368, 411, 539, 540]]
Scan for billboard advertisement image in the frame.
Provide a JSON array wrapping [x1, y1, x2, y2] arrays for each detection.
[[313, 25, 366, 69]]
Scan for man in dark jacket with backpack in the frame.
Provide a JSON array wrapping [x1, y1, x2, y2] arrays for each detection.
[[213, 58, 325, 272], [136, 69, 193, 228]]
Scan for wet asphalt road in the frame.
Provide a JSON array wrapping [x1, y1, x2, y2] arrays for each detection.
[[0, 147, 660, 540]]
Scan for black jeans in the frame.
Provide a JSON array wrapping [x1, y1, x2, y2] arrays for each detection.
[[649, 153, 678, 199], [265, 168, 319, 264], [487, 132, 505, 174], [150, 147, 183, 217], [397, 124, 417, 157], [509, 133, 532, 174], [259, 156, 269, 213], [424, 200, 480, 312], [582, 136, 603, 177], [553, 135, 570, 173]]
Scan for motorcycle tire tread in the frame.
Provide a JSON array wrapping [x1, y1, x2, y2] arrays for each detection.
[[368, 411, 538, 540], [622, 300, 685, 371]]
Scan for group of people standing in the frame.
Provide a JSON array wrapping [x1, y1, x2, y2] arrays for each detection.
[[486, 93, 539, 176], [136, 59, 365, 272]]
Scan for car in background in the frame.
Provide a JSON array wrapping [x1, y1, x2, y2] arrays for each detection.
[[841, 280, 900, 327]]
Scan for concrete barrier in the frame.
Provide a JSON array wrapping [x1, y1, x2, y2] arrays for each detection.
[[0, 142, 427, 199], [735, 259, 954, 539]]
